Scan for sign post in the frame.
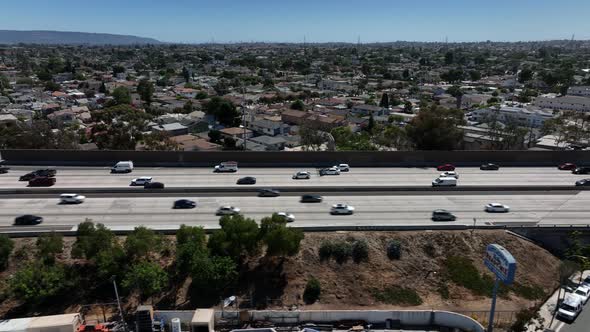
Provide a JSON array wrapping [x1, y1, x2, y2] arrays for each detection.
[[484, 244, 517, 332]]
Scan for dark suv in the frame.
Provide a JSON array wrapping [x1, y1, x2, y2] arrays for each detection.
[[432, 209, 457, 221], [237, 177, 256, 185], [14, 214, 43, 225], [301, 194, 323, 203], [480, 163, 500, 170], [0, 166, 9, 174], [28, 177, 56, 187], [19, 169, 56, 181], [573, 167, 590, 175]]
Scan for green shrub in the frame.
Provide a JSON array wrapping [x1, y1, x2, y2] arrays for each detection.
[[351, 240, 369, 263], [123, 261, 168, 297], [437, 282, 450, 299], [319, 242, 333, 261], [512, 283, 545, 300], [331, 241, 352, 264], [387, 240, 402, 260], [36, 232, 64, 263], [509, 307, 540, 332], [0, 235, 14, 271], [372, 286, 423, 306], [303, 277, 321, 304], [10, 262, 68, 304], [444, 256, 505, 297]]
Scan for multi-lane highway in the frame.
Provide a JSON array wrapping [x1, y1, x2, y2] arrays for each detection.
[[1, 191, 589, 232], [0, 166, 587, 189]]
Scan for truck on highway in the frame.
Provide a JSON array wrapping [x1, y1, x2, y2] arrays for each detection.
[[432, 177, 457, 187], [214, 161, 238, 173], [111, 161, 134, 173]]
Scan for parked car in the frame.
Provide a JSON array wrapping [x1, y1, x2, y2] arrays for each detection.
[[557, 294, 584, 322], [432, 209, 456, 221], [173, 199, 196, 209], [0, 166, 9, 174], [216, 206, 240, 215], [573, 286, 590, 304], [582, 276, 590, 288], [59, 193, 85, 204], [292, 171, 311, 179], [14, 214, 43, 225], [301, 194, 323, 203], [144, 181, 165, 189], [437, 164, 455, 171], [130, 176, 152, 186], [237, 176, 256, 185], [276, 212, 295, 223], [28, 177, 56, 187], [320, 167, 340, 176], [19, 169, 56, 181], [573, 167, 590, 174], [480, 163, 500, 170], [330, 204, 355, 215], [335, 164, 350, 172], [485, 203, 510, 213], [575, 179, 590, 186], [440, 171, 459, 179], [559, 163, 577, 170], [259, 189, 280, 197]]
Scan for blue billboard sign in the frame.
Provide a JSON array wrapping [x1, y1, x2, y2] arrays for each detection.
[[484, 244, 516, 285]]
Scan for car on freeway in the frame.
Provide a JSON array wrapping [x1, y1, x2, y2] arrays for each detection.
[[557, 294, 583, 322], [573, 167, 590, 174], [130, 176, 153, 186], [440, 171, 459, 179], [237, 176, 257, 185], [301, 194, 323, 203], [480, 163, 500, 170], [485, 203, 510, 213], [320, 167, 340, 176], [14, 214, 43, 225], [436, 164, 455, 171], [144, 181, 165, 189], [216, 206, 240, 215], [276, 212, 295, 223], [258, 189, 280, 197], [431, 209, 456, 221], [19, 169, 56, 181], [335, 164, 350, 172], [575, 179, 590, 186], [292, 171, 311, 179], [0, 166, 9, 174], [59, 193, 85, 204], [330, 204, 355, 215], [432, 177, 457, 187], [558, 163, 577, 170], [573, 286, 590, 304], [173, 199, 196, 209], [28, 177, 56, 187]]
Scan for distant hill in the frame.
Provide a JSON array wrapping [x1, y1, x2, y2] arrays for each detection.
[[0, 30, 162, 45]]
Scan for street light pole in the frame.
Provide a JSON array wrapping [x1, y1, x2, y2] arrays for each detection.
[[112, 276, 127, 332]]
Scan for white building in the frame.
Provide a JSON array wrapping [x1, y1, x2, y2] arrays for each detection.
[[567, 86, 590, 97], [534, 95, 590, 112], [470, 105, 554, 128]]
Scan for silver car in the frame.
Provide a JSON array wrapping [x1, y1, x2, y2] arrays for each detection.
[[216, 206, 241, 215], [485, 203, 510, 213], [330, 204, 355, 215]]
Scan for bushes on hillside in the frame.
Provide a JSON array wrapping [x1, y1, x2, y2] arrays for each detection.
[[319, 238, 369, 264], [387, 240, 402, 260], [10, 262, 68, 304], [303, 277, 321, 304], [0, 235, 14, 271]]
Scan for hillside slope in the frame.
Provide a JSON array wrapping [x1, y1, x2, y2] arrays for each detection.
[[0, 30, 161, 45]]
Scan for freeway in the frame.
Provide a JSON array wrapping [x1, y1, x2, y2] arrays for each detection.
[[0, 166, 588, 189], [1, 191, 589, 232]]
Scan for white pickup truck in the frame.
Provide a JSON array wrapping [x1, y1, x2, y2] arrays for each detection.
[[214, 161, 238, 173]]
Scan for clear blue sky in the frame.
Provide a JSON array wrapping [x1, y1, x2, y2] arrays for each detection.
[[2, 0, 590, 43]]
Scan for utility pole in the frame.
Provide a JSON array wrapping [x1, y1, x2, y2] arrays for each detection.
[[112, 276, 127, 332]]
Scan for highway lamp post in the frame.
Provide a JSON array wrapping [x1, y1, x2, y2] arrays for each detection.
[[111, 275, 127, 332]]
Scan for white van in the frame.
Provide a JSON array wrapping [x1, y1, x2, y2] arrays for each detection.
[[557, 294, 584, 322], [60, 193, 85, 204], [111, 161, 134, 173], [214, 161, 238, 173], [432, 177, 457, 187]]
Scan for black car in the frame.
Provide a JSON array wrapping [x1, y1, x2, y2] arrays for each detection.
[[300, 194, 323, 203], [14, 214, 43, 225], [237, 176, 256, 185], [173, 199, 196, 209], [0, 166, 9, 174], [480, 163, 500, 171], [19, 169, 56, 181], [431, 209, 457, 221], [144, 181, 165, 189], [28, 177, 56, 187], [258, 189, 280, 197], [573, 167, 590, 174], [575, 179, 590, 186]]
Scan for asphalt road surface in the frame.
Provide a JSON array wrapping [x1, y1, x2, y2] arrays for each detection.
[[1, 192, 589, 231], [557, 300, 590, 332], [0, 166, 587, 189]]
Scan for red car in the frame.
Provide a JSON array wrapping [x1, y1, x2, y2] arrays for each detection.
[[558, 163, 577, 170], [28, 177, 56, 187], [437, 164, 456, 171]]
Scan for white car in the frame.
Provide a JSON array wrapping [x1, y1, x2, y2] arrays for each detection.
[[440, 171, 459, 179], [335, 164, 350, 172], [485, 203, 510, 213], [216, 206, 241, 215], [321, 167, 341, 176], [131, 176, 153, 186], [558, 294, 584, 322], [276, 212, 295, 222], [292, 171, 311, 179], [330, 204, 355, 215], [59, 193, 85, 204], [574, 286, 590, 304]]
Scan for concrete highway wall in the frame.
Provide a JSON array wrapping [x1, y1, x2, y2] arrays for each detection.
[[2, 149, 590, 167]]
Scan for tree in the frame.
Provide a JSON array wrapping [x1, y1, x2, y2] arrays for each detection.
[[331, 126, 376, 151], [208, 215, 260, 260], [95, 245, 126, 279], [367, 113, 375, 134], [379, 93, 389, 108], [10, 263, 67, 304], [44, 81, 61, 92], [183, 100, 194, 113], [0, 235, 14, 271], [175, 225, 208, 274], [468, 70, 481, 81], [444, 51, 454, 65], [112, 65, 125, 76], [99, 82, 107, 94], [405, 105, 465, 150], [208, 130, 222, 143], [303, 277, 321, 304], [72, 220, 119, 259], [261, 215, 304, 258], [0, 74, 9, 93], [223, 137, 237, 150], [291, 99, 305, 110], [182, 66, 191, 83], [109, 86, 131, 106], [404, 101, 413, 113], [36, 70, 53, 81], [137, 79, 154, 105], [142, 131, 180, 151], [190, 255, 238, 297], [196, 91, 208, 100], [204, 97, 240, 126], [123, 261, 167, 298], [299, 124, 326, 151], [36, 233, 64, 264], [518, 68, 533, 83], [446, 85, 464, 109], [125, 226, 162, 259], [440, 68, 464, 83]]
